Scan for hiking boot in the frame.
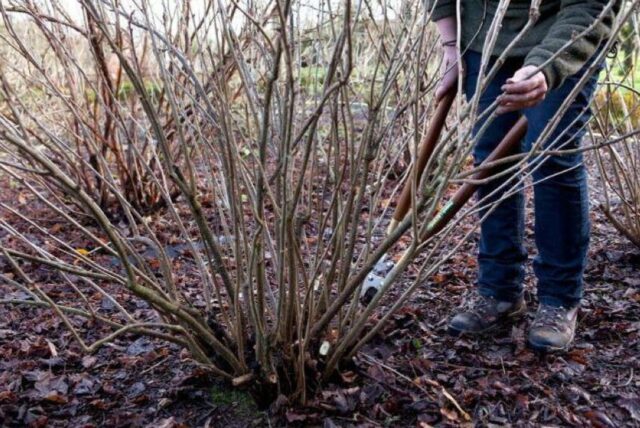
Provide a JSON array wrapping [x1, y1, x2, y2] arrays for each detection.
[[528, 304, 578, 353], [448, 294, 526, 336]]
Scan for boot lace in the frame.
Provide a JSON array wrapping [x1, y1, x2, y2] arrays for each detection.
[[533, 305, 567, 333], [464, 294, 497, 319]]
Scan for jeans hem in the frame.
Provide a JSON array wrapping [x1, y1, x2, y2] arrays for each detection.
[[478, 286, 523, 304], [537, 295, 581, 309]]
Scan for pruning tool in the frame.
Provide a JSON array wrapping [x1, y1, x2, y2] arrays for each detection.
[[360, 89, 528, 303]]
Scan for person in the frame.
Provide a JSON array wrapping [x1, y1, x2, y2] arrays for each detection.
[[427, 0, 620, 352]]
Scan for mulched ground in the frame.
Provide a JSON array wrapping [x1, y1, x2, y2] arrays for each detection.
[[1, 153, 638, 427]]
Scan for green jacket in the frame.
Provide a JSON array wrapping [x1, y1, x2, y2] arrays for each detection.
[[428, 0, 620, 88]]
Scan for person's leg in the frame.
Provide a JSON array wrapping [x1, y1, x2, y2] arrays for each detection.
[[523, 55, 603, 351], [448, 52, 527, 335], [523, 61, 602, 309], [465, 52, 527, 303]]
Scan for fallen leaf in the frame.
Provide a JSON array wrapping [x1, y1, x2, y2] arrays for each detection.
[[584, 410, 616, 428], [43, 391, 68, 404], [81, 355, 97, 369], [45, 339, 58, 357], [0, 390, 18, 403], [618, 398, 640, 422]]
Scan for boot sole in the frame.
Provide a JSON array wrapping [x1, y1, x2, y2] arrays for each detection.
[[447, 303, 527, 337], [527, 330, 575, 354]]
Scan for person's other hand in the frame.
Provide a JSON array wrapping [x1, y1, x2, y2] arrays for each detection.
[[436, 45, 461, 101], [497, 65, 548, 114]]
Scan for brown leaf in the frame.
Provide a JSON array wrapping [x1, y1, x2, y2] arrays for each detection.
[[340, 370, 357, 384], [50, 223, 63, 234], [0, 390, 18, 403], [43, 391, 68, 404], [89, 399, 110, 410], [584, 410, 616, 428], [432, 273, 447, 284], [81, 355, 97, 369]]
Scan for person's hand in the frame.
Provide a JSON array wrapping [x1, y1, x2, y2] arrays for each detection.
[[497, 65, 548, 114], [436, 45, 461, 101]]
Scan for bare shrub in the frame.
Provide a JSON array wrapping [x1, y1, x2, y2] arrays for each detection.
[[0, 0, 632, 405], [0, 2, 193, 215]]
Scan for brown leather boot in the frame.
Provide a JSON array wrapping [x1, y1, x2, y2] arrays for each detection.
[[528, 304, 578, 353], [448, 294, 526, 336]]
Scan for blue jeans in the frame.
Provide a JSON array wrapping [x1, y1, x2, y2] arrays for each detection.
[[464, 51, 601, 308]]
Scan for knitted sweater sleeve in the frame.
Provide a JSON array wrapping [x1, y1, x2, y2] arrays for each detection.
[[523, 0, 621, 89], [426, 0, 456, 21]]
